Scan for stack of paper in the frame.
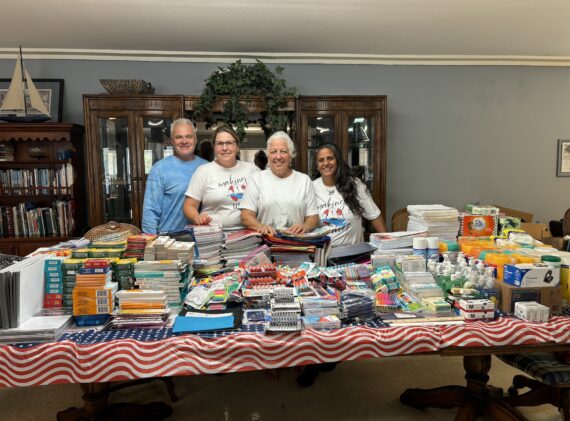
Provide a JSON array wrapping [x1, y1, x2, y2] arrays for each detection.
[[0, 314, 73, 344], [191, 224, 224, 276], [166, 241, 195, 264], [369, 230, 427, 250], [109, 289, 170, 329], [0, 254, 47, 328], [222, 229, 262, 267], [133, 260, 189, 308], [407, 204, 460, 241]]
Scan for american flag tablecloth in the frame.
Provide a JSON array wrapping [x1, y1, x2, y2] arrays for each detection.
[[1, 317, 569, 388]]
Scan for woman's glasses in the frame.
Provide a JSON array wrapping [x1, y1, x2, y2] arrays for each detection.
[[214, 140, 237, 148]]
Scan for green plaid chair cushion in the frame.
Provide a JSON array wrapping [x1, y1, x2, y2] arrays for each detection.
[[500, 353, 570, 387]]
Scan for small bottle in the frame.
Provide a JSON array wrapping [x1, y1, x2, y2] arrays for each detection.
[[426, 237, 440, 260], [413, 237, 427, 260]]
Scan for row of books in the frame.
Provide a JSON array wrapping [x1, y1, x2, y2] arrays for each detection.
[[0, 200, 75, 238], [0, 164, 74, 196]]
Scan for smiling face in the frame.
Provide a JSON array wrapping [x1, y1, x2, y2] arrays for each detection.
[[214, 131, 239, 168], [268, 138, 292, 177], [316, 147, 338, 182], [171, 123, 197, 161]]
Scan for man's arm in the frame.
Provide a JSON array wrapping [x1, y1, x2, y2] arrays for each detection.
[[141, 167, 163, 234]]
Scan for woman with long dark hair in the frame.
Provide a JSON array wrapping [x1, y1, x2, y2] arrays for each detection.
[[312, 143, 387, 246]]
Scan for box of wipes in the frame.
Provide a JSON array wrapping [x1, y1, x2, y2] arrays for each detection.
[[503, 263, 560, 288]]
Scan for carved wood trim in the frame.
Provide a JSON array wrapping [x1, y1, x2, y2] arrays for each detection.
[[184, 96, 296, 113]]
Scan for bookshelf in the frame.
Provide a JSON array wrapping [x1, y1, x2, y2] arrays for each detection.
[[0, 123, 85, 256]]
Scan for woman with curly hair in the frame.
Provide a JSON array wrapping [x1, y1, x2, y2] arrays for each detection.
[[312, 143, 387, 246]]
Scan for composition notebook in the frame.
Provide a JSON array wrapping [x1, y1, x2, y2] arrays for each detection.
[[172, 306, 242, 334]]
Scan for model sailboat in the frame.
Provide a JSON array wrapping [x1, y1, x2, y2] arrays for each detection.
[[0, 48, 50, 122]]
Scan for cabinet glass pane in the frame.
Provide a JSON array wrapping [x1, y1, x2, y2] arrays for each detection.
[[307, 116, 335, 148], [306, 116, 335, 179], [99, 117, 132, 223], [142, 117, 174, 174], [347, 116, 375, 191]]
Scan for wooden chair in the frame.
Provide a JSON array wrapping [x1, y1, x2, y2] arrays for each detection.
[[500, 352, 570, 420], [391, 208, 409, 232]]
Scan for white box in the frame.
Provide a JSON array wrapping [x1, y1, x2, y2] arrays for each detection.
[[514, 301, 549, 322]]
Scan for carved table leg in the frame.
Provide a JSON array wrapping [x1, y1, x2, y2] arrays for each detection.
[[56, 381, 173, 420], [401, 355, 529, 421]]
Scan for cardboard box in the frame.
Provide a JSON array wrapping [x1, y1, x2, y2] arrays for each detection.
[[503, 264, 560, 287], [498, 281, 562, 315], [520, 223, 550, 241]]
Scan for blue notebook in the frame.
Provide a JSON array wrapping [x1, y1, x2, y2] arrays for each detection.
[[172, 306, 241, 333]]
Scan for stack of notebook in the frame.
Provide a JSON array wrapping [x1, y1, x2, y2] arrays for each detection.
[[133, 260, 189, 309], [109, 290, 170, 329], [222, 229, 263, 267], [192, 224, 224, 276], [124, 234, 157, 259]]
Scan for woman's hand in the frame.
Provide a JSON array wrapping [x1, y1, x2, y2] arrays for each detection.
[[286, 224, 306, 234], [196, 212, 212, 225], [257, 224, 276, 236]]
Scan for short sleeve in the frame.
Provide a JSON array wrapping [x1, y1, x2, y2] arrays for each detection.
[[185, 165, 207, 201], [356, 179, 381, 220], [238, 172, 260, 213], [304, 175, 319, 216]]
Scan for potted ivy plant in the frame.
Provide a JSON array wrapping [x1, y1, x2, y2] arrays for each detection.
[[194, 60, 297, 141]]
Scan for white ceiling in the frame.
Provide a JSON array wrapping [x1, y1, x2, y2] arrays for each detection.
[[1, 0, 569, 65]]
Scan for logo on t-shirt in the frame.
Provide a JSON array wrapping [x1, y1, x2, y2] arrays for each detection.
[[218, 175, 248, 208]]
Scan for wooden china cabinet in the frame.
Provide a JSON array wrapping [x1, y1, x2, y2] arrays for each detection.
[[296, 96, 387, 216], [83, 95, 185, 228]]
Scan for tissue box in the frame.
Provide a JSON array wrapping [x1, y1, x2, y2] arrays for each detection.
[[458, 298, 495, 312], [514, 301, 549, 322], [503, 264, 560, 287]]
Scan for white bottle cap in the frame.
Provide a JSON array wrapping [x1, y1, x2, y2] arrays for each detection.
[[426, 237, 439, 249], [413, 237, 427, 249]]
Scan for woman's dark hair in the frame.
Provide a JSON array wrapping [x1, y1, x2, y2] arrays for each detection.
[[254, 150, 268, 170], [314, 143, 364, 216], [197, 140, 214, 162]]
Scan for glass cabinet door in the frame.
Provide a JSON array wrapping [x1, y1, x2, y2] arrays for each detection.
[[304, 114, 338, 179], [346, 115, 376, 192], [141, 117, 174, 176], [98, 117, 133, 223]]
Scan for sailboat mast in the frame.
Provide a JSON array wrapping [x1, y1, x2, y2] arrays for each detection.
[[19, 46, 27, 116]]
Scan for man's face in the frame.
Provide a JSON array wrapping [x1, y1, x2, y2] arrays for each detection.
[[171, 123, 197, 161]]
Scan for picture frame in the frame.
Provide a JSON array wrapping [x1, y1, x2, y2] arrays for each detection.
[[557, 139, 570, 177], [0, 78, 64, 123]]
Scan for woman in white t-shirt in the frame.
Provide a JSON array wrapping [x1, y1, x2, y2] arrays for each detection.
[[312, 143, 387, 246], [183, 125, 260, 229], [240, 131, 319, 236]]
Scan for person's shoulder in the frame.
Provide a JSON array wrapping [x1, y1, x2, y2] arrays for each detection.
[[237, 160, 260, 173], [293, 170, 312, 183], [193, 156, 208, 166], [312, 177, 324, 187]]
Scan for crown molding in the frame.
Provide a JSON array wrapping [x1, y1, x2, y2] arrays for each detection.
[[0, 48, 569, 66]]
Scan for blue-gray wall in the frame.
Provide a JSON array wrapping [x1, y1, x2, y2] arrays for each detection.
[[1, 59, 569, 224]]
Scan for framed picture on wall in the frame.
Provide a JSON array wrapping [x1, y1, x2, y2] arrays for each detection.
[[557, 139, 570, 177], [0, 78, 64, 122]]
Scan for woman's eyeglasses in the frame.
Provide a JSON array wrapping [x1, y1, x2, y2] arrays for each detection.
[[214, 140, 236, 148]]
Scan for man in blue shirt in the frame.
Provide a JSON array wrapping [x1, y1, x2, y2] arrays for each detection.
[[142, 118, 207, 233]]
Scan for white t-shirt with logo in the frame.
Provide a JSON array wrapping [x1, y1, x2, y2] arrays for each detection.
[[312, 177, 381, 246], [239, 169, 318, 229], [185, 160, 260, 229]]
